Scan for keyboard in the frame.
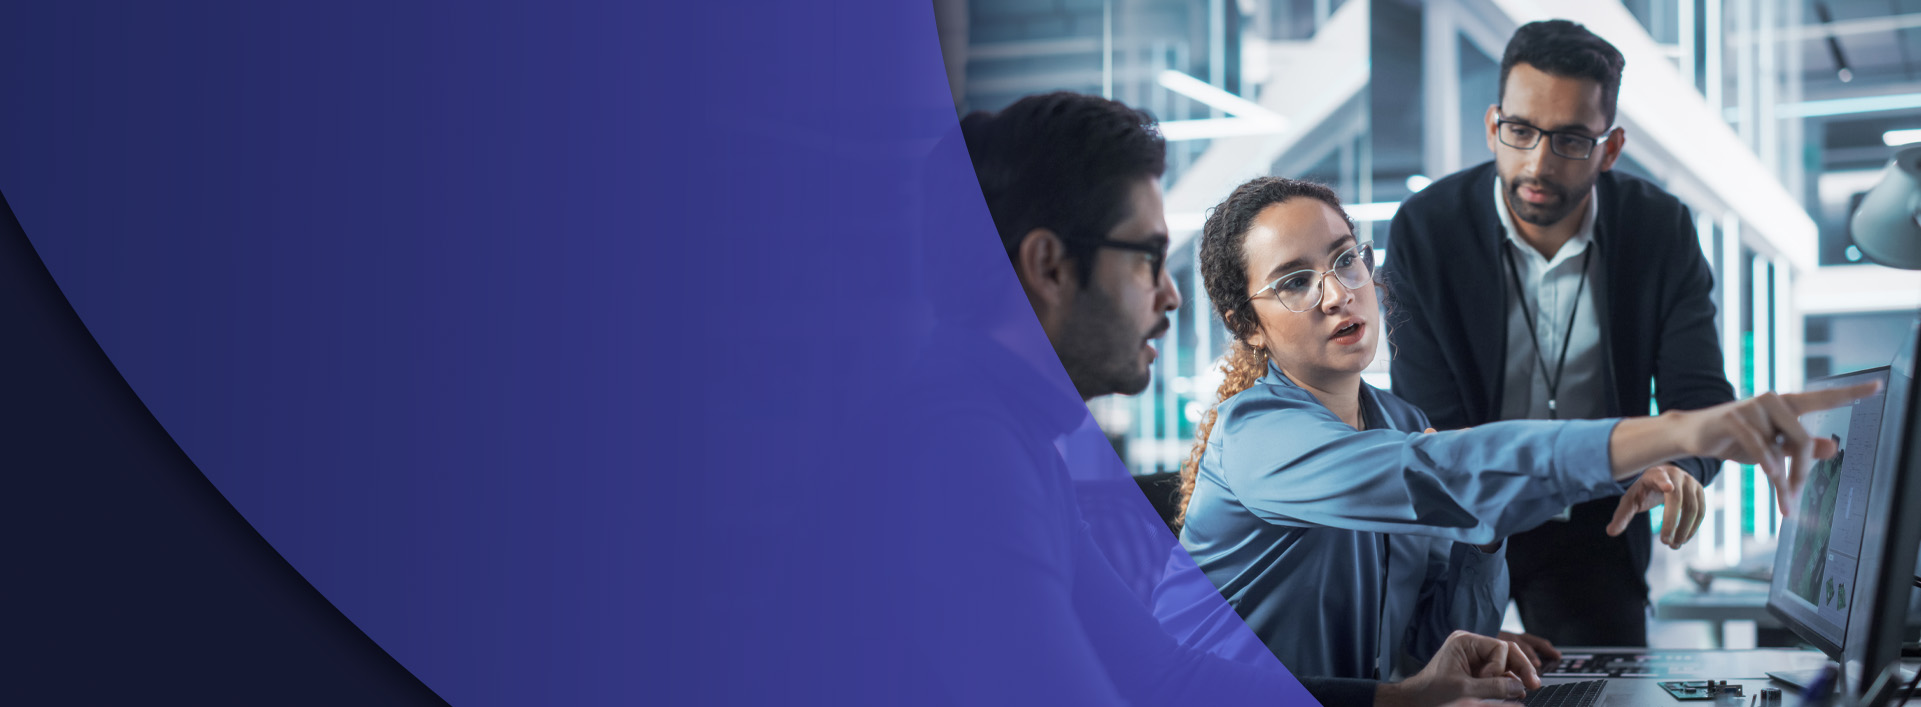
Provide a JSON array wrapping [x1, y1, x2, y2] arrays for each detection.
[[1545, 652, 1693, 677], [1523, 679, 1606, 707]]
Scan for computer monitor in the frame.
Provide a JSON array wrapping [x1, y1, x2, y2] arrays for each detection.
[[1767, 365, 1893, 661], [1848, 317, 1920, 700]]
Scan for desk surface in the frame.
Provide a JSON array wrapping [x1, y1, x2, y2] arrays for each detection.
[[1654, 588, 1783, 626], [1539, 648, 1828, 704]]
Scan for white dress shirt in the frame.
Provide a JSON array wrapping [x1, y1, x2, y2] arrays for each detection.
[[1494, 177, 1608, 423]]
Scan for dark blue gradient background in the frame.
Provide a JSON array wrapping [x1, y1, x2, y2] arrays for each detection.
[[0, 2, 1314, 704]]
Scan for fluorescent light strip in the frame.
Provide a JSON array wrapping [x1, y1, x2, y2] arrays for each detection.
[[1346, 202, 1399, 222], [1777, 93, 1921, 118], [1884, 129, 1921, 147]]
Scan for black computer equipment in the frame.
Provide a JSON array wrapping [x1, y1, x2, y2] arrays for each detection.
[[1763, 318, 1920, 703], [1539, 333, 1918, 704], [1550, 366, 1896, 686], [1522, 678, 1607, 707], [1848, 318, 1921, 706], [1545, 651, 1702, 678], [1766, 365, 1893, 659]]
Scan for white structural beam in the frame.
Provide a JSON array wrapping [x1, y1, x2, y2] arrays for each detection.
[[1156, 70, 1291, 141], [1158, 70, 1283, 120], [1773, 255, 1802, 397], [1796, 264, 1921, 314], [1163, 0, 1370, 251], [1474, 0, 1820, 270], [1778, 93, 1921, 118]]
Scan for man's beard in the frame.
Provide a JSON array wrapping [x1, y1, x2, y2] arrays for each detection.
[[1054, 287, 1162, 399], [1506, 174, 1594, 227]]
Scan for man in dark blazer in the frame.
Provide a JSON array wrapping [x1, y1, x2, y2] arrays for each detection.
[[1380, 21, 1735, 649]]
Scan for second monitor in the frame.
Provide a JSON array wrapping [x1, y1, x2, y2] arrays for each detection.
[[1768, 366, 1893, 658]]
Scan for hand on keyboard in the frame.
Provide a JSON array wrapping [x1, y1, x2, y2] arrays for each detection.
[[1375, 631, 1542, 707], [1497, 631, 1561, 668]]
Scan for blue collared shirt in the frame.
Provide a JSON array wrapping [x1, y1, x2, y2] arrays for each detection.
[[1171, 362, 1625, 680]]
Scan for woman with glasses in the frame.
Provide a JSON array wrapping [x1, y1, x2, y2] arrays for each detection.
[[1165, 177, 1873, 692]]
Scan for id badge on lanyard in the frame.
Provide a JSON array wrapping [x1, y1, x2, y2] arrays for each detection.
[[1505, 244, 1592, 527]]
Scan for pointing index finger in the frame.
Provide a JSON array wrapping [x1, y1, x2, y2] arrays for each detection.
[[1783, 380, 1883, 415]]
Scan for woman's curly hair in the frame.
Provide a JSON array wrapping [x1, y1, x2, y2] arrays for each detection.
[[1175, 177, 1353, 527]]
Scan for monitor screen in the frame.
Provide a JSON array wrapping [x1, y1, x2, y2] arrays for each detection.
[[1768, 366, 1892, 655]]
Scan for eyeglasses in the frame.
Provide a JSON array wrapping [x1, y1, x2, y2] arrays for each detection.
[[1251, 242, 1374, 313], [1069, 236, 1168, 282], [1494, 114, 1612, 160]]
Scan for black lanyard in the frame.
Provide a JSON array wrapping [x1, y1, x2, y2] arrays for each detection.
[[1502, 244, 1592, 420]]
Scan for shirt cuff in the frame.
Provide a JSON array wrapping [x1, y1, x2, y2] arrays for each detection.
[[1450, 540, 1507, 588], [1449, 541, 1511, 638], [1553, 418, 1629, 504]]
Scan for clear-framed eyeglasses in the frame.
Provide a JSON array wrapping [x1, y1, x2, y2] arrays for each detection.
[[1494, 114, 1612, 161], [1251, 242, 1375, 313]]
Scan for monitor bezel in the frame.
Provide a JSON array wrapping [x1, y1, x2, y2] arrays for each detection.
[[1765, 365, 1894, 660]]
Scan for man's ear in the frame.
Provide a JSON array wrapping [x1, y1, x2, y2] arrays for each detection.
[[1014, 227, 1076, 316], [1597, 126, 1626, 172], [1484, 105, 1502, 155]]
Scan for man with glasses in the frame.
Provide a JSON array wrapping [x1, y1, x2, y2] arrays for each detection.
[[1380, 20, 1735, 651], [960, 93, 1179, 403], [915, 91, 1546, 706]]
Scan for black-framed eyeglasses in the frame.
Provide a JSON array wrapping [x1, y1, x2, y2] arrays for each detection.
[[1494, 114, 1612, 160], [1067, 236, 1168, 282], [1250, 242, 1374, 313]]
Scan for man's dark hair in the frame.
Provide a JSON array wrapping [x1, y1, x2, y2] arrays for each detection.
[[960, 92, 1166, 286], [1499, 20, 1626, 126]]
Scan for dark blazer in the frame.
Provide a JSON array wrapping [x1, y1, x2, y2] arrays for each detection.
[[1378, 161, 1736, 581]]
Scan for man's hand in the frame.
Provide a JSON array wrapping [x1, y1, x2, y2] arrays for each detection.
[[1375, 631, 1540, 707], [1496, 630, 1560, 668], [1606, 464, 1705, 549]]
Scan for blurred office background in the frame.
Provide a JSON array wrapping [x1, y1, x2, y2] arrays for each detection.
[[936, 0, 1921, 648]]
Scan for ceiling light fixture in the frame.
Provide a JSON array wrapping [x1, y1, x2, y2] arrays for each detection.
[[1883, 129, 1921, 147]]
